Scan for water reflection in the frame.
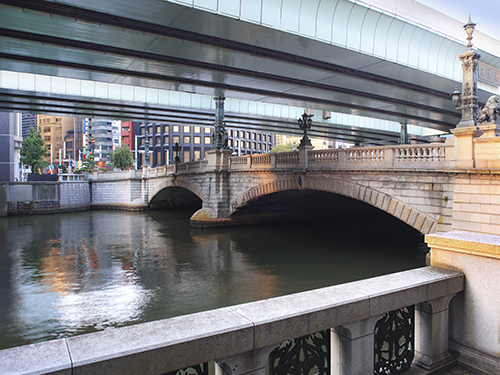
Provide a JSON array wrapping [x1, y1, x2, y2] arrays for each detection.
[[0, 210, 424, 350]]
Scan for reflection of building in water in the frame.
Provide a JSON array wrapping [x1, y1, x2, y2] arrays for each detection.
[[4, 211, 278, 348]]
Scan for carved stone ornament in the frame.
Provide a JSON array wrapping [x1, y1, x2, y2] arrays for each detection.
[[478, 95, 500, 124], [463, 82, 472, 97]]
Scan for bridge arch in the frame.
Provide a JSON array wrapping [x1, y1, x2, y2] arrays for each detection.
[[148, 177, 204, 205], [230, 176, 437, 234]]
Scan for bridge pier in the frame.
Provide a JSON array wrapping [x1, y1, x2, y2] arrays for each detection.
[[190, 149, 234, 228]]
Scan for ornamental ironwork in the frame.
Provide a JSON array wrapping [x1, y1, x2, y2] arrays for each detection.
[[163, 363, 208, 375], [211, 96, 230, 150], [298, 112, 313, 147], [268, 329, 330, 375], [374, 306, 415, 375]]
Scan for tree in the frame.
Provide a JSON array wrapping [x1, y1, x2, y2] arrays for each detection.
[[270, 143, 296, 153], [109, 145, 134, 170], [20, 126, 50, 174], [78, 154, 96, 173]]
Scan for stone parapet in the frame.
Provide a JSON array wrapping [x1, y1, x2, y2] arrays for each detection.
[[426, 231, 500, 373], [0, 267, 463, 375]]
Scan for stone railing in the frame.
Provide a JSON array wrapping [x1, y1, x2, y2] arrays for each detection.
[[58, 173, 87, 182], [91, 169, 142, 181], [136, 143, 454, 178], [0, 266, 463, 375]]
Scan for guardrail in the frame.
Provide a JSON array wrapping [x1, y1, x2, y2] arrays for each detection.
[[58, 173, 87, 182], [0, 266, 463, 375], [104, 143, 454, 179]]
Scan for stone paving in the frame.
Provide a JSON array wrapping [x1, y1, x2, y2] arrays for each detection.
[[441, 368, 474, 375]]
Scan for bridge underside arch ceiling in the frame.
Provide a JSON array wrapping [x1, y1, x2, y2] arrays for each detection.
[[0, 0, 499, 140]]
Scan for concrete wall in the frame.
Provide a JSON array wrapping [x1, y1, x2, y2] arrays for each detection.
[[5, 182, 90, 215], [452, 173, 500, 236], [427, 231, 500, 374]]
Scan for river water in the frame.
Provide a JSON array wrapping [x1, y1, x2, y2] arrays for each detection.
[[0, 209, 426, 350]]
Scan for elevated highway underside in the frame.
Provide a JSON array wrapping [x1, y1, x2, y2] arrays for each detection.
[[1, 0, 499, 143]]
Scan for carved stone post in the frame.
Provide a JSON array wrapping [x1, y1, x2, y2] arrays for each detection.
[[456, 17, 480, 129], [452, 17, 483, 168]]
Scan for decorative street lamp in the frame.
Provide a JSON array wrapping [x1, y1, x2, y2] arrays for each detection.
[[143, 130, 151, 167], [451, 16, 481, 128], [211, 96, 230, 150], [173, 142, 182, 163], [298, 111, 313, 146]]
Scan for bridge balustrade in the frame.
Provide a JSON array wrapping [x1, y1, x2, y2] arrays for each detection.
[[394, 145, 448, 167], [308, 149, 339, 164], [0, 267, 463, 375], [275, 151, 299, 166], [142, 143, 453, 177], [58, 173, 86, 182]]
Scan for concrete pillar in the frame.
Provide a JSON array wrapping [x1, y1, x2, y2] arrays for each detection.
[[332, 316, 383, 375], [191, 150, 233, 227], [414, 295, 456, 370], [297, 145, 313, 169], [451, 127, 483, 169], [0, 183, 6, 217], [217, 346, 275, 375]]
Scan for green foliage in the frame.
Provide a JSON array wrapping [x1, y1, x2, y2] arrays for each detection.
[[270, 143, 296, 153], [108, 145, 134, 170], [20, 126, 50, 174], [57, 164, 68, 174], [80, 154, 96, 172]]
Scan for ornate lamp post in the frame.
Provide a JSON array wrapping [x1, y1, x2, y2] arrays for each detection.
[[298, 112, 313, 146], [211, 96, 230, 150], [173, 142, 182, 163], [143, 130, 151, 167], [454, 16, 481, 128]]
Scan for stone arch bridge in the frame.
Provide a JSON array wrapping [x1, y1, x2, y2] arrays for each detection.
[[91, 142, 466, 234]]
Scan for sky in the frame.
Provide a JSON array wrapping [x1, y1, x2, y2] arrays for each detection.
[[358, 0, 500, 43], [416, 0, 500, 37]]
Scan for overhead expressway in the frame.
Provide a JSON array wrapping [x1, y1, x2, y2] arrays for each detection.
[[0, 0, 499, 144]]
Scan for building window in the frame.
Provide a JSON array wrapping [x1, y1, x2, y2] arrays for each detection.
[[173, 125, 180, 133], [164, 125, 169, 133], [194, 150, 201, 161], [173, 136, 180, 144], [44, 136, 51, 142], [204, 136, 211, 145], [165, 150, 169, 165], [183, 126, 190, 134], [156, 151, 161, 166], [156, 137, 161, 145], [194, 136, 201, 144], [194, 126, 201, 133], [141, 127, 145, 135], [122, 127, 129, 132], [241, 141, 245, 149], [204, 127, 211, 134], [183, 150, 190, 162], [183, 136, 190, 144]]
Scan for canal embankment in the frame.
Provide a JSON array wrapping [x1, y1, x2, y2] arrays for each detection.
[[0, 181, 90, 216]]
